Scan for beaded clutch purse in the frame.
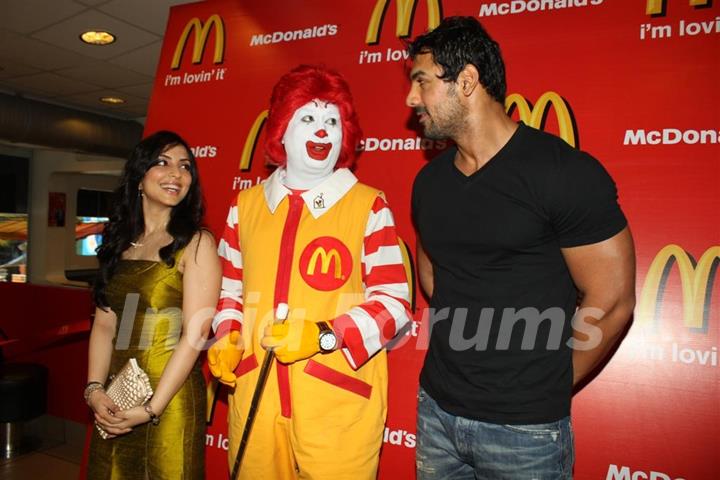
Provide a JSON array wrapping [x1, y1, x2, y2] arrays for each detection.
[[96, 358, 153, 439]]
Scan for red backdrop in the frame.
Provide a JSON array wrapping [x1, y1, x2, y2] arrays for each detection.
[[143, 1, 719, 478]]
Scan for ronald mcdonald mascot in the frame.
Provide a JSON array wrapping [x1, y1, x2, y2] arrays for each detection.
[[208, 65, 412, 479]]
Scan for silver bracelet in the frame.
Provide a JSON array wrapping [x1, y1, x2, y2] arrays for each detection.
[[84, 381, 105, 405]]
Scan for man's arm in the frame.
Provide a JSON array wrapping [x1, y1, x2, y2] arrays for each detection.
[[212, 202, 244, 336], [562, 227, 636, 386], [416, 241, 434, 298], [207, 202, 245, 386], [331, 194, 412, 369]]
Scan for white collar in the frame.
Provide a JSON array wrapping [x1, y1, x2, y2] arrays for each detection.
[[263, 167, 358, 219]]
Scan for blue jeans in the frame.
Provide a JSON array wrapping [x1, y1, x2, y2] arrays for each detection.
[[416, 388, 574, 479]]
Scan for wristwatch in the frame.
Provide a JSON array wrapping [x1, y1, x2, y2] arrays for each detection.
[[317, 321, 337, 353], [144, 404, 160, 426]]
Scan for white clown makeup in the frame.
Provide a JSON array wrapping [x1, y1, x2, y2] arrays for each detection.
[[282, 99, 342, 190]]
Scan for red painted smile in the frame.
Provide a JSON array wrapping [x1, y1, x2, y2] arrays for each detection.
[[306, 141, 332, 161]]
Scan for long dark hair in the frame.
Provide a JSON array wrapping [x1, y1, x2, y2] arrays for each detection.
[[93, 130, 205, 308]]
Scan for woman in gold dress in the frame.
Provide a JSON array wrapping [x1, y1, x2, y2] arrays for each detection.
[[85, 131, 220, 479]]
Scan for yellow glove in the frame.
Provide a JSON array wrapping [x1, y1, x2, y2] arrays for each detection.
[[261, 319, 320, 364], [207, 330, 243, 387]]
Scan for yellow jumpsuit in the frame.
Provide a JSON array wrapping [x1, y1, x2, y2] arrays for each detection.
[[218, 169, 409, 479]]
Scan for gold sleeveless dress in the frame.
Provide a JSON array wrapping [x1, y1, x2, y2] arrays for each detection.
[[87, 255, 206, 479]]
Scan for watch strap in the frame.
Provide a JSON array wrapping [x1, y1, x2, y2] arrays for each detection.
[[144, 404, 160, 425]]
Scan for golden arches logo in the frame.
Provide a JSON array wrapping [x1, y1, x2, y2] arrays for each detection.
[[366, 0, 441, 44], [239, 110, 269, 170], [638, 244, 719, 329], [307, 248, 343, 279], [646, 0, 710, 16], [300, 238, 352, 291], [505, 92, 576, 147], [171, 14, 225, 70]]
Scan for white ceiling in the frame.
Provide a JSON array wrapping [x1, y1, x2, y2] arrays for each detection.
[[0, 0, 198, 120]]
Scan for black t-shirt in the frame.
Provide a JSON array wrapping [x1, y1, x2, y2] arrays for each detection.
[[412, 123, 627, 424]]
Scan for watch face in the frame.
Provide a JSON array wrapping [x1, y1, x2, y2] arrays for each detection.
[[319, 332, 337, 351]]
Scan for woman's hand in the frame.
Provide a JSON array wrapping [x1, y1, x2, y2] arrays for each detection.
[[96, 405, 155, 437], [88, 390, 129, 438], [111, 405, 154, 430]]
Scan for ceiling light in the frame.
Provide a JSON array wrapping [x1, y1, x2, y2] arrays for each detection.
[[99, 96, 125, 105], [80, 31, 116, 45]]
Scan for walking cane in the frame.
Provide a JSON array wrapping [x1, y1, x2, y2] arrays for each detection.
[[231, 302, 289, 479]]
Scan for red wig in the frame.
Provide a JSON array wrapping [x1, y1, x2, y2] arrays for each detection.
[[264, 65, 362, 169]]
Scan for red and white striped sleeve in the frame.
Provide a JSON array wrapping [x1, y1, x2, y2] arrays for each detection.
[[212, 201, 244, 338], [332, 194, 412, 370]]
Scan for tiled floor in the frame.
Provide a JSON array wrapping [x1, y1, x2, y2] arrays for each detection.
[[0, 417, 85, 480]]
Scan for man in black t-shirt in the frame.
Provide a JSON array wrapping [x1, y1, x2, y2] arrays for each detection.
[[406, 17, 636, 480]]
